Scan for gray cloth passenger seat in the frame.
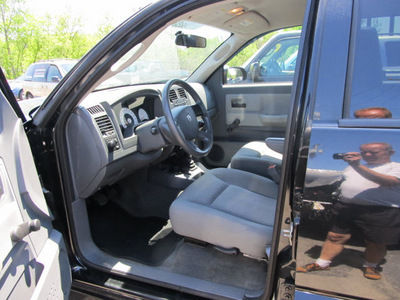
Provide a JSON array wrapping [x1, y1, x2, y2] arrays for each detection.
[[230, 140, 283, 179]]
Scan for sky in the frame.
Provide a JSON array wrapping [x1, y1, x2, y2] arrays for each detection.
[[25, 0, 155, 34]]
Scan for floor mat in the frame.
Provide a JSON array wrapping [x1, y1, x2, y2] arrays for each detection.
[[88, 202, 182, 266], [160, 242, 267, 291]]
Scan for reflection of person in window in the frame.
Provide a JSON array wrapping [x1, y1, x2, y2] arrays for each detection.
[[354, 107, 392, 118], [298, 142, 400, 280]]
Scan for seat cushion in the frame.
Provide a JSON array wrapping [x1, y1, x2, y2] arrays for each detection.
[[230, 141, 283, 177], [169, 168, 278, 258]]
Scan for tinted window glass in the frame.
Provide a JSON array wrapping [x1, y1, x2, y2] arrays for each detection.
[[24, 65, 35, 81], [348, 0, 400, 119], [46, 65, 61, 82], [224, 29, 301, 84], [32, 64, 47, 82]]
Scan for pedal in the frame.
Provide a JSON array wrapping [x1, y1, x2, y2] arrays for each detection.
[[93, 193, 108, 206]]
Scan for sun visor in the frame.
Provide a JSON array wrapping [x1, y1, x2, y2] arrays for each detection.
[[223, 11, 269, 34]]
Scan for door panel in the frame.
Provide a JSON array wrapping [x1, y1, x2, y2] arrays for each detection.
[[222, 84, 292, 140], [205, 74, 292, 167], [296, 1, 400, 297], [0, 89, 71, 299], [0, 158, 37, 300], [226, 92, 289, 129], [297, 127, 400, 299], [204, 29, 299, 167]]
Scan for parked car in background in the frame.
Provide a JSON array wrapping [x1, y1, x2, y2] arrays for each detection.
[[21, 59, 78, 98], [226, 30, 301, 84], [1, 1, 400, 300], [379, 35, 400, 80], [7, 75, 25, 100]]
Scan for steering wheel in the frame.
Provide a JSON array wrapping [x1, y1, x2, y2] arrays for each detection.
[[162, 79, 213, 157], [266, 58, 282, 75]]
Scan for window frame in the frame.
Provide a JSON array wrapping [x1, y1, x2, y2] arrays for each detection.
[[223, 28, 301, 85], [340, 0, 400, 128]]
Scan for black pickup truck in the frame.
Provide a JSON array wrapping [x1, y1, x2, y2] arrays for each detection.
[[1, 0, 399, 299]]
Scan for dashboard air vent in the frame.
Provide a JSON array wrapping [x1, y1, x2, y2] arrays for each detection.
[[169, 89, 178, 102], [94, 115, 114, 135], [87, 105, 105, 115], [177, 88, 187, 99]]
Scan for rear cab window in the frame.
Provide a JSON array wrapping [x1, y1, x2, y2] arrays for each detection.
[[23, 65, 35, 81], [32, 64, 48, 83]]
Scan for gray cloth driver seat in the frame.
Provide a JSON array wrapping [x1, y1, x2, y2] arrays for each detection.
[[169, 168, 278, 258]]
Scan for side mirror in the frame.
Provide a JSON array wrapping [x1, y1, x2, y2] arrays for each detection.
[[249, 62, 261, 82], [175, 32, 206, 48], [224, 67, 247, 84], [29, 106, 40, 119], [51, 76, 61, 83]]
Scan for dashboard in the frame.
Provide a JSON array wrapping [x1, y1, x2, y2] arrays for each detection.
[[66, 83, 215, 198], [113, 90, 162, 139]]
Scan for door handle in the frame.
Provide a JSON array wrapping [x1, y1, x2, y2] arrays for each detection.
[[231, 98, 246, 108], [10, 219, 41, 242]]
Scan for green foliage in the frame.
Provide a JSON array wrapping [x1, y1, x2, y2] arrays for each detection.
[[0, 0, 112, 79]]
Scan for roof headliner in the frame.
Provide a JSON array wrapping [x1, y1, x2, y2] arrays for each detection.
[[187, 0, 307, 39]]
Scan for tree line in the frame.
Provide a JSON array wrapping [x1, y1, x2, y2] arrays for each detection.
[[0, 0, 113, 79]]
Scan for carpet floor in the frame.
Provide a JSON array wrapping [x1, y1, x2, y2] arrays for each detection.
[[88, 202, 181, 266]]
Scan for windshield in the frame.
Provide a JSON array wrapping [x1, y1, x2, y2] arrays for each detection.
[[60, 63, 77, 73], [101, 21, 230, 88]]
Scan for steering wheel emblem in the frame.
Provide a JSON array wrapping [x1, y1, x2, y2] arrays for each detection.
[[186, 114, 192, 122]]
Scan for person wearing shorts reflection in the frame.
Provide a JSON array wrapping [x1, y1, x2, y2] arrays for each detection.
[[298, 142, 400, 280]]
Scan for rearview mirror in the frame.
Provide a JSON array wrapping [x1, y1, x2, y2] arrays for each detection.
[[175, 32, 206, 48]]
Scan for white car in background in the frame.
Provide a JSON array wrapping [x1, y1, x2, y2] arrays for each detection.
[[22, 59, 77, 98]]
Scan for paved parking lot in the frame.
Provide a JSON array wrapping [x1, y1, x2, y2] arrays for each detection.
[[296, 234, 400, 299]]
